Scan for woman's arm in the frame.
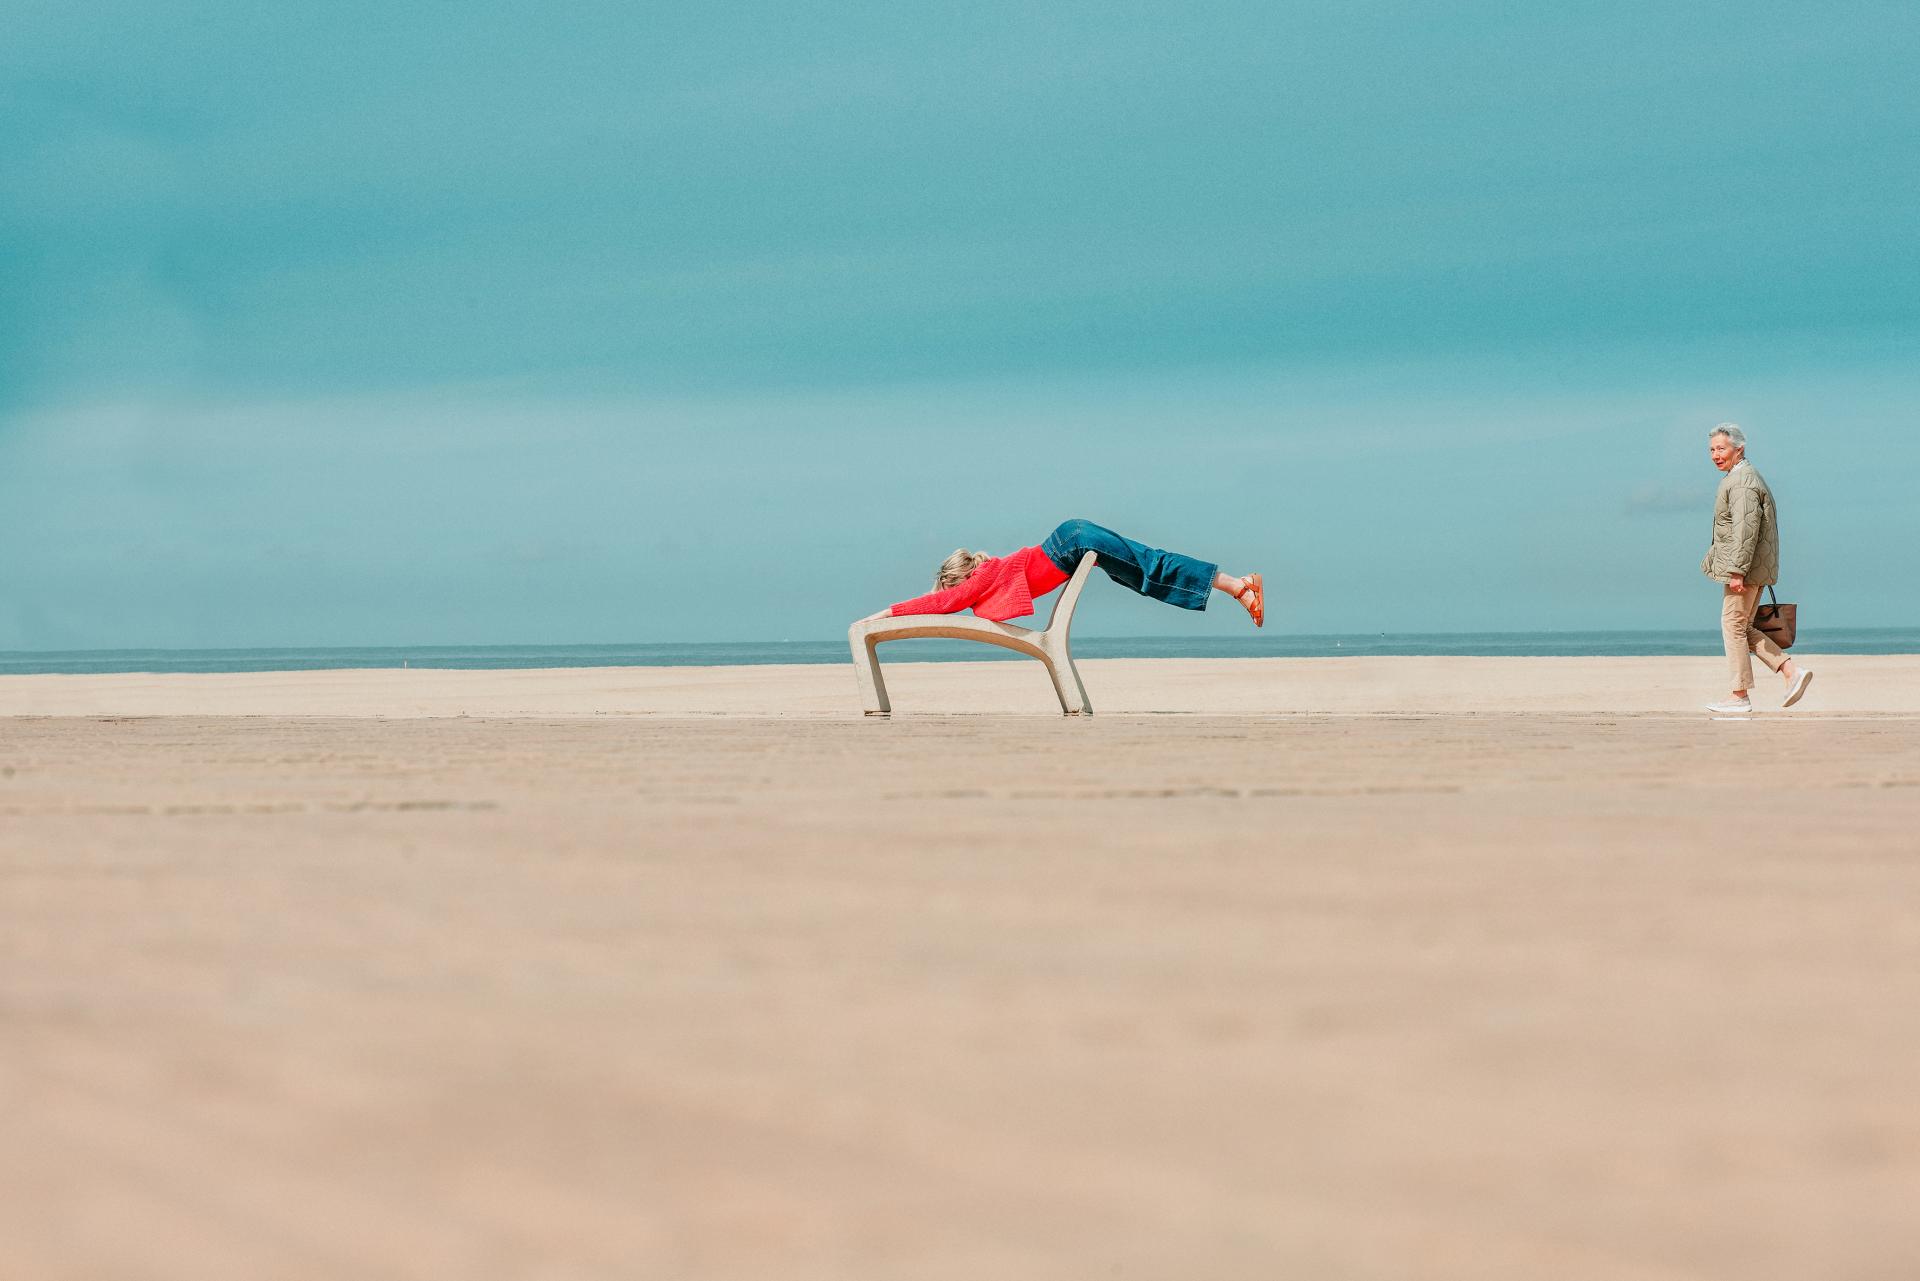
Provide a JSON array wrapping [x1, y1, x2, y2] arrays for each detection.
[[889, 576, 985, 617]]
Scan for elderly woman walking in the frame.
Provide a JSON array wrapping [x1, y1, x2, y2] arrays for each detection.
[[1702, 424, 1812, 714]]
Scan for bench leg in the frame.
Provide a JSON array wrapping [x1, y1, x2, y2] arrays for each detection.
[[849, 633, 892, 716], [1041, 645, 1092, 716]]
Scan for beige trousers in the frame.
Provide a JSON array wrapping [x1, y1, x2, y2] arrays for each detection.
[[1722, 583, 1787, 693]]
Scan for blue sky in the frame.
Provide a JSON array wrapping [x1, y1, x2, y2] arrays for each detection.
[[2, 1, 1914, 648]]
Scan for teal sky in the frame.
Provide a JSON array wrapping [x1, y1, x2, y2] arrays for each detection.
[[3, 2, 1915, 648]]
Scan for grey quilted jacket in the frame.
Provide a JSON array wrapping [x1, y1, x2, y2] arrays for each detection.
[[1701, 462, 1779, 585]]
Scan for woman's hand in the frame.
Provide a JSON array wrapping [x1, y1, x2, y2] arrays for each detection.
[[859, 609, 891, 623]]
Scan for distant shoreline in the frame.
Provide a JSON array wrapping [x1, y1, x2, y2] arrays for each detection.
[[4, 630, 1918, 676]]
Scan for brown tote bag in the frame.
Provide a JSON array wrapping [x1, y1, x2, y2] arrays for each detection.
[[1752, 585, 1797, 649]]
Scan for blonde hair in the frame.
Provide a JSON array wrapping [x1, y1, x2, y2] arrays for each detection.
[[935, 548, 991, 590]]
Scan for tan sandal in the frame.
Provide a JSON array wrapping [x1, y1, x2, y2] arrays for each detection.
[[1234, 573, 1264, 628]]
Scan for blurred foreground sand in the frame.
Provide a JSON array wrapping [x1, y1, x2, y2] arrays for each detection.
[[4, 660, 1920, 1280]]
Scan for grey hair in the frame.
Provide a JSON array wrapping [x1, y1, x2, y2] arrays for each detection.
[[934, 548, 991, 590], [1710, 422, 1747, 449]]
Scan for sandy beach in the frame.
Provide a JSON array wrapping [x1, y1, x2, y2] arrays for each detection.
[[6, 657, 1920, 1280], [7, 652, 1920, 717]]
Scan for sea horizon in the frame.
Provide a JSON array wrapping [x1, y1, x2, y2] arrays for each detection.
[[3, 628, 1916, 676]]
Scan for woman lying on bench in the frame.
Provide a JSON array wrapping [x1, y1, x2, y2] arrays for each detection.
[[865, 518, 1264, 627]]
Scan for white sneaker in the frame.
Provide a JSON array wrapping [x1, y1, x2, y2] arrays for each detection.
[[1782, 669, 1813, 708], [1705, 699, 1753, 715]]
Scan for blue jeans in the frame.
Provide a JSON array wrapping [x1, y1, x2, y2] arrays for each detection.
[[1041, 519, 1218, 611]]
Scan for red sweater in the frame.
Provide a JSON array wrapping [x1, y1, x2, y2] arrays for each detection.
[[890, 545, 1069, 622]]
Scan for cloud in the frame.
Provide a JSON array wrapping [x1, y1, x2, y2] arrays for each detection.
[[1624, 481, 1707, 517], [5, 0, 1916, 413]]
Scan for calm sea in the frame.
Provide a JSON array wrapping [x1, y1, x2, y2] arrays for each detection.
[[2, 630, 1914, 675]]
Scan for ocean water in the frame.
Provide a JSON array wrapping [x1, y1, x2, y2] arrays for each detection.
[[1, 630, 1914, 675]]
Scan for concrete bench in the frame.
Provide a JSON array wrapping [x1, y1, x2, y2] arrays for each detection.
[[848, 553, 1098, 717]]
